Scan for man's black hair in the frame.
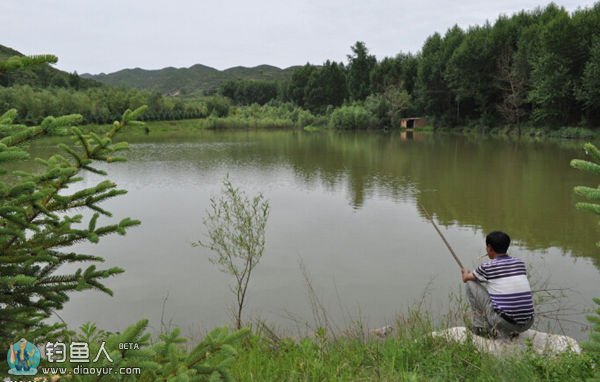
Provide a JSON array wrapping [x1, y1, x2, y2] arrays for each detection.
[[486, 231, 511, 254]]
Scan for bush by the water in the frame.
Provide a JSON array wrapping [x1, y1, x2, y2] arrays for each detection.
[[198, 102, 325, 129], [329, 104, 377, 129], [202, 95, 231, 117]]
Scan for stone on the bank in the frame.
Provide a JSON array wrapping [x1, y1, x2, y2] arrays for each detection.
[[432, 326, 580, 356], [370, 325, 394, 338]]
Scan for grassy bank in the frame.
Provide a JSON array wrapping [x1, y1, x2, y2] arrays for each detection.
[[229, 317, 594, 381], [227, 290, 597, 381], [72, 103, 599, 145]]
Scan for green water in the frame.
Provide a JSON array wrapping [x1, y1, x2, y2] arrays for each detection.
[[24, 128, 600, 341]]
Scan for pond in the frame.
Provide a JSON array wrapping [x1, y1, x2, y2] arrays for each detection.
[[27, 128, 600, 341]]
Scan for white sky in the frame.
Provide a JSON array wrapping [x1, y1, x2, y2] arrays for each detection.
[[1, 0, 596, 74]]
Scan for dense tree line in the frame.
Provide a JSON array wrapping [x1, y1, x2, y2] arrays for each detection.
[[287, 61, 348, 113], [217, 3, 600, 130], [220, 79, 280, 105], [375, 3, 600, 128]]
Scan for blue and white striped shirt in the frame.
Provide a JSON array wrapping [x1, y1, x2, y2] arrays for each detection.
[[473, 255, 534, 324]]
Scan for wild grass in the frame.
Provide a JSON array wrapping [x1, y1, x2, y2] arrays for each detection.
[[227, 266, 595, 381], [229, 310, 594, 382]]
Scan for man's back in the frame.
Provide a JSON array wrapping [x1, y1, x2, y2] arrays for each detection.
[[473, 255, 534, 324]]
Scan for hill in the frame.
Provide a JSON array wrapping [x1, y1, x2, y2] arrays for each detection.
[[0, 44, 100, 89], [82, 63, 299, 96]]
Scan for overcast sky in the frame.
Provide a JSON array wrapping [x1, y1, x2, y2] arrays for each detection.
[[1, 0, 596, 74]]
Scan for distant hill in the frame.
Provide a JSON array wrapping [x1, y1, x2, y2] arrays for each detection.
[[0, 44, 100, 89], [82, 63, 299, 96]]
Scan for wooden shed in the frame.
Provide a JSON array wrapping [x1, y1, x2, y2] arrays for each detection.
[[400, 117, 427, 129]]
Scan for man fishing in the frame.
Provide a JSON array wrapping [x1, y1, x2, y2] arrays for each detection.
[[419, 205, 534, 338], [460, 231, 535, 338]]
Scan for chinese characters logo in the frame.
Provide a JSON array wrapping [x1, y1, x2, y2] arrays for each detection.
[[45, 341, 113, 363]]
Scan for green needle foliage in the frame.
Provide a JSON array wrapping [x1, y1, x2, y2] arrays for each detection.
[[571, 142, 600, 380], [50, 320, 250, 381], [0, 54, 58, 72], [154, 325, 250, 382], [571, 143, 600, 245], [1, 55, 250, 381], [0, 55, 144, 345]]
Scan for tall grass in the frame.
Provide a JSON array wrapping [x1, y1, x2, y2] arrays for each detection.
[[228, 269, 594, 381], [196, 103, 327, 130], [230, 309, 594, 381]]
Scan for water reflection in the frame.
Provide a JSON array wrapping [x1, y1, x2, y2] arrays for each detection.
[[19, 129, 600, 340], [99, 129, 599, 266]]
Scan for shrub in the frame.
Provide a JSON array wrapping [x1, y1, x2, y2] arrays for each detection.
[[329, 105, 377, 129]]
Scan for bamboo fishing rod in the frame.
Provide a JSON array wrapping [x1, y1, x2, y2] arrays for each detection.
[[418, 203, 465, 270]]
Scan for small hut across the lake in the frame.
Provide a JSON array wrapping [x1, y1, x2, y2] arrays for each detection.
[[400, 117, 427, 129]]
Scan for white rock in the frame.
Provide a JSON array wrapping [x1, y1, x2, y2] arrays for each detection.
[[370, 325, 393, 338], [431, 327, 581, 356]]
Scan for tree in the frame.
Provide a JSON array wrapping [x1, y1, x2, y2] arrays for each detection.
[[414, 27, 463, 126], [346, 41, 376, 101], [220, 79, 279, 105], [528, 51, 573, 125], [1, 54, 251, 381], [304, 60, 347, 114], [0, 54, 145, 344], [445, 25, 497, 125], [204, 95, 231, 117], [198, 177, 270, 329], [0, 107, 146, 344], [364, 84, 412, 127], [577, 36, 600, 124], [495, 46, 528, 128], [287, 63, 316, 108], [527, 6, 579, 126], [382, 85, 412, 125], [370, 56, 403, 94]]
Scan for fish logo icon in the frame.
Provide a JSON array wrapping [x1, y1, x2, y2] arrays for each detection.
[[6, 338, 41, 376]]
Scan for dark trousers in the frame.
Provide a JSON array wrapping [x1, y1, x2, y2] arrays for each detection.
[[465, 280, 533, 336]]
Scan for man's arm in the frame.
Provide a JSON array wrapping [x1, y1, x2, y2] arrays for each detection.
[[461, 268, 476, 283]]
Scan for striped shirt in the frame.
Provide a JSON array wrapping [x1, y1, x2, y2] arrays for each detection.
[[473, 255, 534, 324]]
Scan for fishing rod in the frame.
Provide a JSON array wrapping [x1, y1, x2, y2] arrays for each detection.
[[418, 203, 465, 270]]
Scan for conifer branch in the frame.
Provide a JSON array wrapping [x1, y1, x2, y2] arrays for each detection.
[[0, 64, 146, 342], [0, 54, 57, 72], [572, 144, 600, 381]]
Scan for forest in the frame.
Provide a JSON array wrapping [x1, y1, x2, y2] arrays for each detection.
[[218, 3, 600, 131], [1, 3, 600, 132]]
